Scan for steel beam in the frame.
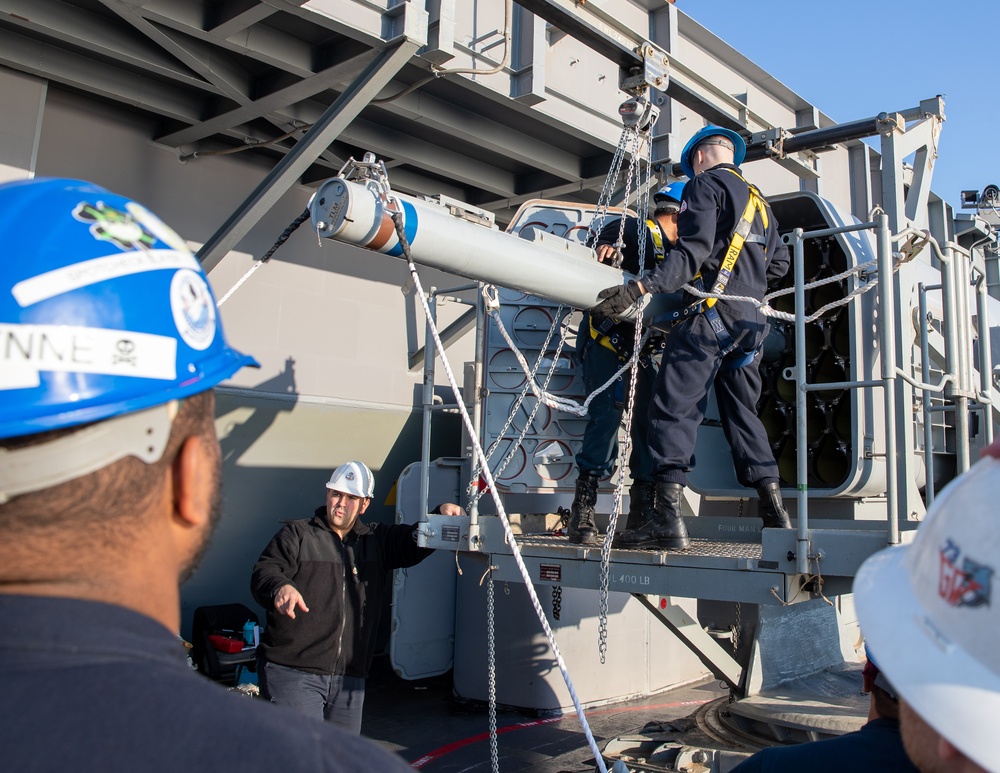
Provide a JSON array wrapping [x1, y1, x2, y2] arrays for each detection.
[[273, 0, 387, 48], [259, 93, 523, 195], [140, 0, 317, 77], [408, 306, 477, 371], [633, 594, 743, 688], [516, 0, 649, 69], [486, 551, 791, 606], [336, 118, 518, 197], [2, 0, 214, 91], [0, 27, 205, 122], [208, 0, 279, 38], [480, 174, 610, 212], [157, 46, 378, 146], [510, 2, 545, 105], [743, 115, 898, 166], [99, 0, 255, 103], [371, 90, 583, 182], [197, 38, 421, 272], [516, 0, 762, 131]]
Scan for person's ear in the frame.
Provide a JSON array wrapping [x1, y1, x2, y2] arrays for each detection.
[[359, 497, 371, 515], [172, 435, 213, 529], [936, 735, 963, 761]]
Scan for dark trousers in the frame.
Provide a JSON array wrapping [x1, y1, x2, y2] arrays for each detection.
[[648, 312, 778, 487], [575, 339, 657, 482], [259, 658, 366, 735]]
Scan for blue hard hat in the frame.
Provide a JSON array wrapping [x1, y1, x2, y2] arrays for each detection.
[[653, 181, 687, 207], [680, 125, 747, 179], [0, 178, 258, 440]]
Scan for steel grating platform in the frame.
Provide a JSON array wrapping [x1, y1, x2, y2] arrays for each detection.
[[515, 532, 763, 560], [420, 513, 906, 605]]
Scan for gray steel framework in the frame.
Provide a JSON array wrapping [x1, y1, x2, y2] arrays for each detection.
[[197, 39, 421, 271], [0, 0, 890, 231]]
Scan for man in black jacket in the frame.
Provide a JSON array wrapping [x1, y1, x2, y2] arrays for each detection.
[[592, 126, 793, 550], [251, 461, 460, 734]]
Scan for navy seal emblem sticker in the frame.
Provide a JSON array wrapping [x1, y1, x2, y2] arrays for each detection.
[[73, 201, 156, 251], [170, 269, 217, 351]]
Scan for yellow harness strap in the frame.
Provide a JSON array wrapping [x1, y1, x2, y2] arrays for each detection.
[[702, 168, 768, 308], [646, 217, 666, 261], [590, 219, 667, 353]]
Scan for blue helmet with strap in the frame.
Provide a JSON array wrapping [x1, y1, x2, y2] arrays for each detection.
[[653, 181, 686, 210], [0, 178, 258, 441], [680, 125, 747, 179]]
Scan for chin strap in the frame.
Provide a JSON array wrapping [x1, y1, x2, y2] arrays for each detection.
[[0, 401, 178, 504]]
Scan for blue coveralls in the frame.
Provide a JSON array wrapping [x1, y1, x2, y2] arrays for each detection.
[[639, 164, 790, 487], [575, 216, 669, 482]]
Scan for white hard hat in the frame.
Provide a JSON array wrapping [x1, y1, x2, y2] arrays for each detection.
[[855, 456, 1000, 771], [325, 461, 375, 498]]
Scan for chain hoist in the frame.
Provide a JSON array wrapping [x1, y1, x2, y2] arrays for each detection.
[[597, 90, 657, 665]]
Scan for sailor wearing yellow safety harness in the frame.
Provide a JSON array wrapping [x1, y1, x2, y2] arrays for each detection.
[[566, 182, 684, 545], [591, 126, 793, 550]]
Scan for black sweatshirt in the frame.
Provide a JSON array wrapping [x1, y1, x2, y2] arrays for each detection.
[[251, 508, 432, 678]]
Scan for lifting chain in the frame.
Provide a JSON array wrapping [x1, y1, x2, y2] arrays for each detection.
[[728, 601, 742, 703], [486, 566, 499, 773], [732, 601, 742, 657], [597, 104, 656, 665], [552, 586, 562, 621]]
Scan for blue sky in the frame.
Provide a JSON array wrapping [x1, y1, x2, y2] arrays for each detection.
[[680, 0, 999, 215]]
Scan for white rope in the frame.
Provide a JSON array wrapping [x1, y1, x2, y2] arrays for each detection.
[[216, 259, 267, 307], [391, 209, 609, 773], [678, 258, 880, 324], [468, 302, 569, 507], [489, 305, 645, 417]]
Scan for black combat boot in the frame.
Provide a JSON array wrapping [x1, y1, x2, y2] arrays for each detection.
[[567, 472, 600, 545], [756, 481, 792, 529], [625, 480, 655, 532], [618, 481, 690, 550]]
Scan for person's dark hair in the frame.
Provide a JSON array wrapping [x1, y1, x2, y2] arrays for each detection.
[[0, 391, 215, 539]]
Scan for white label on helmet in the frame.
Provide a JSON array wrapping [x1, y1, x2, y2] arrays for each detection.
[[12, 249, 200, 307], [0, 324, 177, 386], [170, 269, 217, 351], [0, 366, 40, 390]]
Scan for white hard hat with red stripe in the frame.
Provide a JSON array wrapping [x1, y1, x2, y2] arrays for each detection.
[[855, 456, 1000, 770]]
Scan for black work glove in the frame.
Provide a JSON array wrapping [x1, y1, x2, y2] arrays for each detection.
[[591, 280, 643, 321]]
